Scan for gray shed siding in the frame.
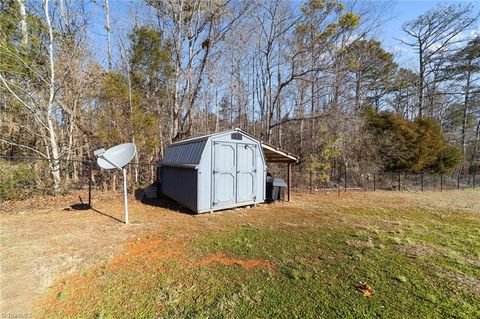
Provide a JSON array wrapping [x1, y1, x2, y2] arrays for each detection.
[[160, 166, 197, 211], [160, 129, 266, 213]]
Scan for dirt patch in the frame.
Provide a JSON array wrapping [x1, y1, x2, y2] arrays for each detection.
[[194, 252, 275, 271], [103, 235, 274, 272], [108, 236, 188, 272]]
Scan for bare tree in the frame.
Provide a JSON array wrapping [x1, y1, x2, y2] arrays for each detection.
[[149, 0, 252, 141], [400, 3, 479, 117]]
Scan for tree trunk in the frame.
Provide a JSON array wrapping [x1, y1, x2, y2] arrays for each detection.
[[472, 119, 480, 165], [462, 67, 471, 157], [355, 73, 361, 111], [418, 44, 424, 117], [18, 0, 28, 49], [43, 0, 61, 192], [215, 86, 219, 132], [104, 0, 112, 70]]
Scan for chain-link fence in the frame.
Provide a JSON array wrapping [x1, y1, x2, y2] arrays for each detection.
[[290, 167, 477, 192], [0, 156, 159, 207], [1, 157, 477, 211]]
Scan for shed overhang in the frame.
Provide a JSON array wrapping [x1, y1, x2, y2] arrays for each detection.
[[260, 142, 299, 203], [261, 143, 299, 163]]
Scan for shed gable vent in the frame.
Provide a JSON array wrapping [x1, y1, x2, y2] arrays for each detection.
[[231, 133, 242, 140]]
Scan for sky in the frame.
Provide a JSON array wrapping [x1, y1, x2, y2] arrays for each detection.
[[87, 0, 480, 71], [379, 0, 480, 68]]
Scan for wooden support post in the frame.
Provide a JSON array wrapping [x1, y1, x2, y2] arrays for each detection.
[[287, 162, 292, 202], [421, 173, 424, 192], [398, 172, 401, 191], [457, 173, 460, 190], [440, 174, 443, 191], [373, 173, 376, 191]]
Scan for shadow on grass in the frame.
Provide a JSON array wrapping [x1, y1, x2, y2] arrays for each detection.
[[66, 196, 91, 211], [134, 188, 195, 216], [141, 197, 195, 216], [70, 203, 90, 210], [90, 207, 125, 223], [67, 200, 125, 223]]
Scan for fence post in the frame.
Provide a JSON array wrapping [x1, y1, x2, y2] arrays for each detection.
[[373, 173, 376, 191], [421, 173, 424, 192], [440, 174, 443, 191], [309, 171, 313, 194], [457, 173, 460, 190], [88, 161, 93, 208], [398, 173, 401, 191], [474, 174, 476, 189], [344, 163, 347, 192]]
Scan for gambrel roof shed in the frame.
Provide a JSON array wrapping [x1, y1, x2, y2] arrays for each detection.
[[160, 128, 299, 213], [160, 129, 267, 213]]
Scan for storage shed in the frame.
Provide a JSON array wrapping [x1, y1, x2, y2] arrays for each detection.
[[160, 129, 267, 213]]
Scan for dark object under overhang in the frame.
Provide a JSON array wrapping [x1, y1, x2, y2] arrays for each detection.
[[266, 176, 287, 203]]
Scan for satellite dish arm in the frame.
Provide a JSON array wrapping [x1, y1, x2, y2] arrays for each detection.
[[94, 148, 106, 157], [99, 155, 123, 170]]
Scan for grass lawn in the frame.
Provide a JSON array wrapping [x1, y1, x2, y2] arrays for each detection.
[[34, 191, 480, 318]]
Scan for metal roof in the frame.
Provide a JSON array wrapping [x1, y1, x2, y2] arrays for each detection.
[[168, 129, 238, 146], [162, 139, 207, 166], [162, 129, 243, 167], [162, 128, 300, 167]]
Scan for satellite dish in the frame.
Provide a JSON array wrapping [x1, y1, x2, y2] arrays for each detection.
[[96, 143, 136, 170], [94, 143, 137, 224]]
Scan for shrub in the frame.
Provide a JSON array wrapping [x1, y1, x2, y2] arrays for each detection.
[[365, 108, 463, 173], [0, 161, 37, 201]]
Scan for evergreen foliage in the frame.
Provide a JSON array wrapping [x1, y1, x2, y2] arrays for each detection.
[[365, 108, 463, 173]]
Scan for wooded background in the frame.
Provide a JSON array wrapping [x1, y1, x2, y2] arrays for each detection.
[[1, 0, 479, 193]]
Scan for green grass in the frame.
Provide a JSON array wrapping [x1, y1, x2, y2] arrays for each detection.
[[39, 195, 480, 319]]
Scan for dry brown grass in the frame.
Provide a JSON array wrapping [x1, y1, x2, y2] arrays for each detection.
[[1, 189, 479, 315]]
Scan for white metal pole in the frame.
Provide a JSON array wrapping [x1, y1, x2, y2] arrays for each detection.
[[122, 167, 129, 224]]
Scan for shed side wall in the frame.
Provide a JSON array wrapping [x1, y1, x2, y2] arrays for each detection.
[[160, 166, 197, 212]]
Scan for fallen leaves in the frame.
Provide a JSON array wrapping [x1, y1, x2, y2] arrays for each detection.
[[357, 281, 374, 298]]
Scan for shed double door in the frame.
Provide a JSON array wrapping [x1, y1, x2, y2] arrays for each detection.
[[212, 142, 256, 207]]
